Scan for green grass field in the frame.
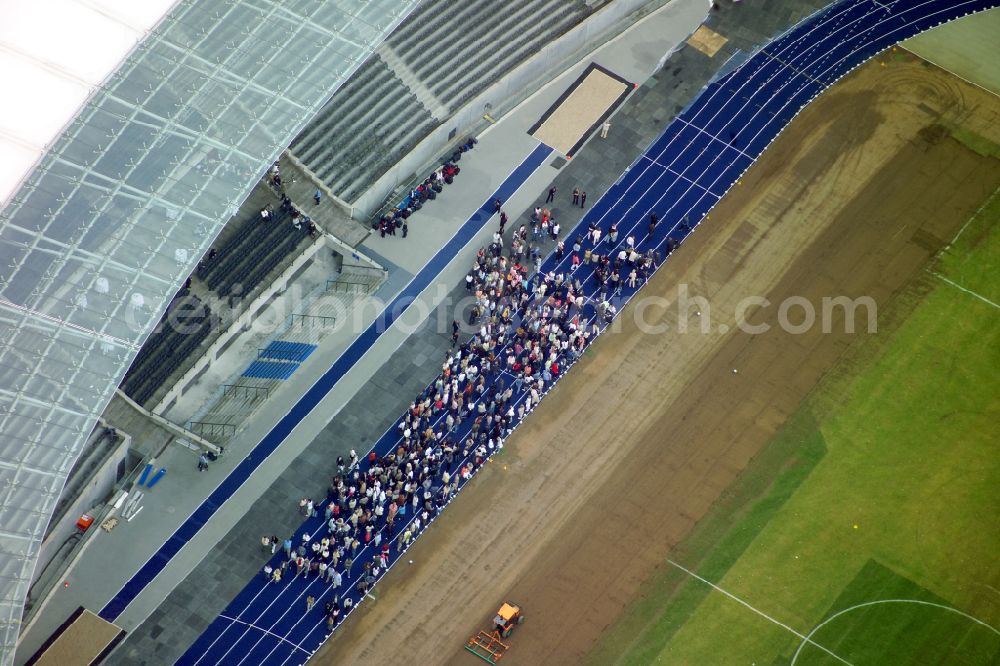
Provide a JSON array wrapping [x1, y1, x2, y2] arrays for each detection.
[[587, 189, 1000, 665]]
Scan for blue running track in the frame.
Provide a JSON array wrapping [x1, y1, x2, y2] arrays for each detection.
[[98, 143, 553, 623], [161, 1, 998, 664]]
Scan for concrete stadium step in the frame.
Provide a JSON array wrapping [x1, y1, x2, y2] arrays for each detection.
[[292, 61, 379, 157], [434, 1, 587, 104], [292, 59, 396, 166], [338, 116, 440, 203], [324, 110, 435, 201], [413, 0, 552, 92], [315, 81, 423, 184], [302, 72, 424, 190], [392, 0, 476, 62], [288, 0, 591, 205]]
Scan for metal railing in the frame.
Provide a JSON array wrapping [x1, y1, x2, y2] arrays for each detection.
[[222, 384, 271, 400], [188, 421, 238, 441], [290, 313, 338, 327]]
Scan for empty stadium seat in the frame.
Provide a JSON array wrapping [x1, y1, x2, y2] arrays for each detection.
[[289, 0, 591, 204]]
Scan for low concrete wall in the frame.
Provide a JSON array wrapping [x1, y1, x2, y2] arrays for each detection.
[[151, 231, 384, 418], [33, 430, 131, 589], [151, 235, 326, 416], [350, 0, 669, 217]]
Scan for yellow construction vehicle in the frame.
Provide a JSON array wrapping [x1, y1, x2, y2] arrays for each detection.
[[464, 602, 525, 663]]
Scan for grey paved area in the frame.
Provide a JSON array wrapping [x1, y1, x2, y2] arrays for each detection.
[[903, 6, 1000, 95], [96, 2, 833, 664]]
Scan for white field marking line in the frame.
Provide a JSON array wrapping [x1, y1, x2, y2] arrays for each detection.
[[667, 560, 855, 666], [929, 272, 1000, 311], [285, 3, 999, 646], [203, 8, 978, 658], [716, 0, 971, 161], [947, 186, 1000, 249], [623, 5, 873, 222], [790, 599, 1000, 665], [115, 143, 548, 625], [564, 104, 744, 276], [274, 284, 639, 664], [588, 0, 847, 217], [195, 15, 908, 664], [799, 0, 992, 101], [899, 45, 1000, 101], [674, 117, 756, 161], [611, 2, 999, 290], [679, 0, 861, 145], [632, 1, 973, 262], [216, 614, 312, 656], [563, 0, 844, 243]]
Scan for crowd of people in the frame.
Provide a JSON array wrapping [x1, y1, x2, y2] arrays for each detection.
[[374, 137, 478, 238], [251, 184, 672, 639]]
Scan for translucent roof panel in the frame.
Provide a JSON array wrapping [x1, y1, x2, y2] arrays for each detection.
[[0, 0, 181, 205], [0, 0, 420, 660]]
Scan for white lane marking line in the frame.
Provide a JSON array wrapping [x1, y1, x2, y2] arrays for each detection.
[[790, 598, 1000, 665], [667, 560, 854, 666], [929, 272, 1000, 311], [218, 614, 313, 655], [674, 117, 756, 161], [761, 49, 829, 88], [640, 155, 723, 198]]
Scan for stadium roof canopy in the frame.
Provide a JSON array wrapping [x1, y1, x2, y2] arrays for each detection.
[[0, 0, 419, 660]]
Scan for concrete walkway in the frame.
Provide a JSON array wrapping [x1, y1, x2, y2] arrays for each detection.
[[15, 0, 839, 662]]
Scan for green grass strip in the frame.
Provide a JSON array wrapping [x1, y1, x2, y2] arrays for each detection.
[[588, 411, 827, 666]]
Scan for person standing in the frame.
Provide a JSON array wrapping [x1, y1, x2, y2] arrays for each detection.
[[580, 191, 587, 208], [306, 595, 316, 612], [198, 453, 209, 472], [314, 190, 322, 206], [600, 120, 611, 138], [572, 187, 580, 206], [493, 198, 502, 215], [546, 186, 556, 203]]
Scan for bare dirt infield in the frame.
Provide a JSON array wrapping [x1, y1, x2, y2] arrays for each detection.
[[316, 54, 1000, 665]]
